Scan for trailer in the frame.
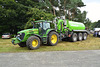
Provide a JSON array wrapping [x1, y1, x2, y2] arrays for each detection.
[[93, 28, 100, 37]]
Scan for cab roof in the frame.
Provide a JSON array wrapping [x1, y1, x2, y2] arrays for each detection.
[[34, 20, 52, 23]]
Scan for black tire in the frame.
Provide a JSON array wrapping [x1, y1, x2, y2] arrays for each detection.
[[70, 33, 77, 42], [77, 33, 82, 41], [18, 42, 26, 47], [83, 33, 87, 40], [26, 36, 40, 50], [48, 32, 59, 46]]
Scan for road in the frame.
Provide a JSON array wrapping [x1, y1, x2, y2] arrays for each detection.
[[0, 50, 100, 67]]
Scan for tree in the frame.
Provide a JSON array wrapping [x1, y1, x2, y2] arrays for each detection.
[[39, 0, 59, 16], [0, 0, 54, 35], [84, 18, 92, 28], [91, 20, 100, 29], [25, 8, 55, 29]]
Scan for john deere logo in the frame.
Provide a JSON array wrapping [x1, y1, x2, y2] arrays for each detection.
[[33, 30, 38, 31]]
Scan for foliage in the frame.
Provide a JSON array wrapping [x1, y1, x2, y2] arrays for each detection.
[[90, 20, 100, 29], [0, 0, 54, 35], [25, 8, 55, 29], [39, 0, 87, 22], [84, 18, 92, 29], [0, 0, 94, 34]]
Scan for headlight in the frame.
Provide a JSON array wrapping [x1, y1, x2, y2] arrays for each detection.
[[16, 33, 25, 41]]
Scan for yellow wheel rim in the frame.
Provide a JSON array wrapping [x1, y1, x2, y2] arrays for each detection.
[[32, 39, 38, 47], [51, 34, 57, 44]]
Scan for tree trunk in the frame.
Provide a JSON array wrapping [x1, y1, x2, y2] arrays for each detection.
[[53, 7, 56, 15], [72, 8, 75, 21], [58, 6, 61, 16], [64, 0, 66, 19], [68, 9, 70, 20], [49, 0, 56, 16], [50, 10, 53, 14]]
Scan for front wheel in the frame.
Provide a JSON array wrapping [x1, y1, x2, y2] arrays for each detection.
[[48, 32, 59, 46], [26, 36, 40, 50]]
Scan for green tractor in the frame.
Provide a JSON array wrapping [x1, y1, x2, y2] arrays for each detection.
[[12, 20, 59, 50], [12, 19, 89, 50]]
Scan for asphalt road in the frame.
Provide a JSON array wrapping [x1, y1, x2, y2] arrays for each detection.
[[0, 50, 100, 67]]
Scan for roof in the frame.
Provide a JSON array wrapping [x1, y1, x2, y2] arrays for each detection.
[[34, 20, 52, 23], [94, 28, 100, 31]]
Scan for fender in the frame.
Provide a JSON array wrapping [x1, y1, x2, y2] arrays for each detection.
[[73, 30, 90, 35], [47, 29, 58, 36], [30, 34, 42, 41]]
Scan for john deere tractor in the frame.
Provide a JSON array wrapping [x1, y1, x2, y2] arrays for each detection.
[[12, 19, 89, 50], [12, 20, 59, 50]]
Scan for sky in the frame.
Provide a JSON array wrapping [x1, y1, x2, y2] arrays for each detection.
[[80, 0, 100, 22]]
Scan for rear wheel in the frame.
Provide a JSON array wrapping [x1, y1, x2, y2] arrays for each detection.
[[26, 36, 40, 50], [48, 32, 59, 46], [83, 33, 87, 40], [18, 42, 26, 47], [70, 33, 77, 42], [77, 33, 82, 41]]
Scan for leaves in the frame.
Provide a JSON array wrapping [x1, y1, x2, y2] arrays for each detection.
[[0, 0, 54, 34], [25, 8, 55, 29]]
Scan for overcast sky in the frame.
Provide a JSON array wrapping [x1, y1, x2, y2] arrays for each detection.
[[80, 0, 100, 22]]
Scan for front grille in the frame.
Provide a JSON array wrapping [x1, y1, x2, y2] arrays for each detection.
[[20, 33, 25, 40], [17, 33, 25, 40]]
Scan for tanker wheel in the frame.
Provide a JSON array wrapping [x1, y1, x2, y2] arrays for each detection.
[[83, 33, 87, 40], [26, 36, 40, 50], [48, 32, 59, 46], [77, 33, 82, 41], [70, 33, 77, 42], [18, 42, 26, 47]]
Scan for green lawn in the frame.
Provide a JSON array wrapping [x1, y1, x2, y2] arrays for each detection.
[[0, 34, 100, 53]]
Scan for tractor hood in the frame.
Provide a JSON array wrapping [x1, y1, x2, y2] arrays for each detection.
[[18, 28, 39, 34]]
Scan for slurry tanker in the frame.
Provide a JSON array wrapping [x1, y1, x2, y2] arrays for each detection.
[[12, 19, 89, 50]]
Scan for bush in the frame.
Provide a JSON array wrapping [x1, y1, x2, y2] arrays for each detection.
[[11, 34, 16, 38]]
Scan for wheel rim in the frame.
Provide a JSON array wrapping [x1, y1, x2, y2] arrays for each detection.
[[79, 34, 82, 40], [73, 34, 77, 41], [51, 34, 57, 44], [79, 36, 82, 40], [84, 34, 87, 39], [73, 36, 77, 41], [32, 39, 38, 47]]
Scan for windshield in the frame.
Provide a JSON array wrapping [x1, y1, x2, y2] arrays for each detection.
[[43, 22, 50, 30], [3, 33, 10, 35], [34, 22, 50, 30]]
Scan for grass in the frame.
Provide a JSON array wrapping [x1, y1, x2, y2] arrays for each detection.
[[0, 34, 100, 53]]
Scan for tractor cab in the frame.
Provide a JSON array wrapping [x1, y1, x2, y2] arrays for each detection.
[[34, 20, 52, 35]]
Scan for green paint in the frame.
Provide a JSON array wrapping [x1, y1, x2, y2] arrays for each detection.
[[12, 20, 53, 45], [12, 19, 86, 49], [12, 38, 20, 44], [56, 19, 85, 32]]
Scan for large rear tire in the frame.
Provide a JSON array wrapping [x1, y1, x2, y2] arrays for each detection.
[[26, 36, 40, 50], [48, 32, 59, 46], [77, 33, 82, 41], [70, 33, 77, 42], [83, 33, 87, 40], [18, 42, 26, 47]]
